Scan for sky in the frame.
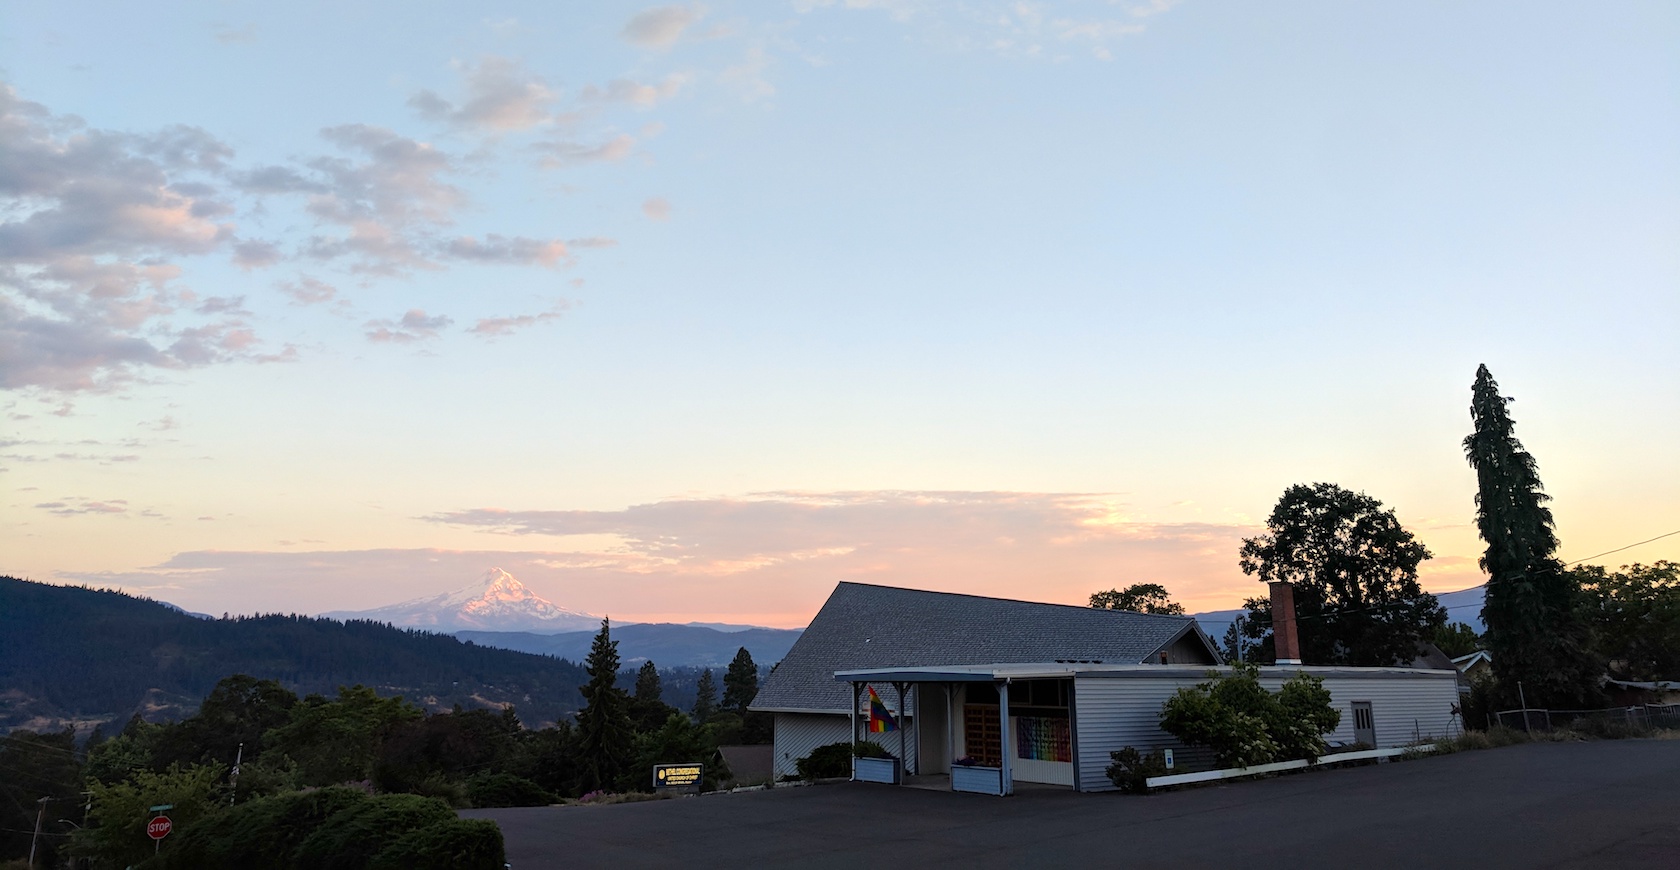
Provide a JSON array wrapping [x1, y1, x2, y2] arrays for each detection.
[[2, 1, 1677, 628]]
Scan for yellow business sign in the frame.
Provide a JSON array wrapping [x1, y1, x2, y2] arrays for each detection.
[[653, 763, 703, 790]]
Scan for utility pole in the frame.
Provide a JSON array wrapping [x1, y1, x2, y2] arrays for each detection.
[[28, 796, 47, 870], [229, 741, 244, 806]]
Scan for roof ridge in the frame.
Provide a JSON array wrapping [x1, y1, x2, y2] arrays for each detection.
[[833, 580, 1194, 621]]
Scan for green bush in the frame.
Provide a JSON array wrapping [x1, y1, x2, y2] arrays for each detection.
[[796, 740, 892, 780], [154, 787, 368, 870], [292, 793, 457, 870], [1105, 747, 1168, 794], [797, 742, 852, 780], [369, 818, 506, 870], [467, 772, 556, 807], [1159, 663, 1341, 769]]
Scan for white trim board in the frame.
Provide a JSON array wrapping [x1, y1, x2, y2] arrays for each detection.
[[1145, 746, 1432, 789]]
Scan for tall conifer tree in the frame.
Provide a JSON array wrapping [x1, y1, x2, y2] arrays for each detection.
[[1464, 365, 1599, 706], [721, 647, 759, 715], [576, 618, 634, 791], [634, 661, 662, 702], [692, 669, 718, 722]]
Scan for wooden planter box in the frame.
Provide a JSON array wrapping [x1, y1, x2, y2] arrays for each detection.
[[951, 764, 1004, 795], [853, 756, 902, 784]]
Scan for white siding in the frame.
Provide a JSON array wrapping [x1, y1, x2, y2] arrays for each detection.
[[1315, 674, 1459, 748], [772, 713, 851, 780], [1073, 669, 1460, 792], [771, 712, 922, 779]]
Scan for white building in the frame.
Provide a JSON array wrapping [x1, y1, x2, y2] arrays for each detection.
[[751, 582, 1461, 794]]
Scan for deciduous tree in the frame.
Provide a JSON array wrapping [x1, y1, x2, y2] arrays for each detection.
[[1089, 583, 1186, 615], [1239, 483, 1445, 666], [1576, 561, 1680, 682]]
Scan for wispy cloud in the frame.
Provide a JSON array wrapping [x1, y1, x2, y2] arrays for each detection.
[[57, 490, 1269, 625], [468, 299, 571, 338], [364, 309, 453, 343], [36, 496, 129, 515], [409, 56, 558, 132], [642, 197, 672, 221], [622, 5, 705, 49]]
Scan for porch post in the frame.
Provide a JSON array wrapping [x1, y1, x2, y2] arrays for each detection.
[[850, 681, 861, 781], [998, 679, 1013, 796], [946, 684, 956, 780], [895, 681, 909, 775]]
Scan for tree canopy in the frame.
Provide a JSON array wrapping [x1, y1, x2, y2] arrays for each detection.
[[1464, 365, 1600, 706], [575, 619, 634, 793], [1238, 482, 1445, 666], [1089, 583, 1186, 615], [1577, 561, 1680, 682], [721, 647, 759, 715], [692, 669, 718, 722]]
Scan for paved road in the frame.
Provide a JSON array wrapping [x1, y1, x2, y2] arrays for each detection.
[[464, 739, 1680, 869]]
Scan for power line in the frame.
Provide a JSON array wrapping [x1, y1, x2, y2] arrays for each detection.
[[1261, 527, 1680, 625], [1564, 529, 1680, 566]]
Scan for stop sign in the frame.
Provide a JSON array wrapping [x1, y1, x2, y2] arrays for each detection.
[[147, 816, 172, 840]]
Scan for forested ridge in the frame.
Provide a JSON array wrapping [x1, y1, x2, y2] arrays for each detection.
[[0, 576, 590, 728]]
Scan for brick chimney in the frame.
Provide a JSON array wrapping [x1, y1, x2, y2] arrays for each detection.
[[1269, 581, 1303, 665]]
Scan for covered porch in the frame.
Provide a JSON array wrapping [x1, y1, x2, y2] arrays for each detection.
[[836, 665, 1082, 796]]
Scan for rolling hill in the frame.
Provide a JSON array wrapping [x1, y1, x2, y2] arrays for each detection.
[[0, 576, 591, 733]]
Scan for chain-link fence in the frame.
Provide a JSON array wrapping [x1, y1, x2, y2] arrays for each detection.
[[1493, 704, 1680, 734]]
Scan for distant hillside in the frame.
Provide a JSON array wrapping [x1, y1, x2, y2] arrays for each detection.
[[457, 623, 804, 668], [1192, 584, 1489, 642], [0, 576, 590, 733]]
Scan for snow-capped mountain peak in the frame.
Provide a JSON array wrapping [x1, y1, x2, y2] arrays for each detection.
[[324, 568, 600, 633]]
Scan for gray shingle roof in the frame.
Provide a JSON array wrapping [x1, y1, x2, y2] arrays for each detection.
[[751, 582, 1219, 713]]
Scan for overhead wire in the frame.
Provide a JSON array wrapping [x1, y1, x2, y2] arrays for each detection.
[[1248, 527, 1680, 625]]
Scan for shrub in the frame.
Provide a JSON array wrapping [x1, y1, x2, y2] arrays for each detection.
[[1159, 663, 1340, 769], [154, 786, 367, 869], [292, 793, 457, 870], [369, 818, 506, 870], [1105, 747, 1168, 794], [852, 740, 892, 758], [467, 772, 557, 807], [796, 742, 852, 780]]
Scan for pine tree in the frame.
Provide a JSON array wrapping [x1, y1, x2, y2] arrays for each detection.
[[634, 661, 662, 702], [575, 618, 634, 791], [1464, 365, 1600, 707], [721, 647, 759, 715], [692, 669, 718, 722]]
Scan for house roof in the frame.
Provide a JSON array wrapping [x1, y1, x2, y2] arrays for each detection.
[[750, 581, 1220, 714]]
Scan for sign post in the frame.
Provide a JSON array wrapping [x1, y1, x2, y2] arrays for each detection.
[[652, 763, 703, 794], [147, 803, 173, 854]]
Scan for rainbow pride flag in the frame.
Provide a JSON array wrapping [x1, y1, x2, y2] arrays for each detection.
[[867, 686, 898, 733]]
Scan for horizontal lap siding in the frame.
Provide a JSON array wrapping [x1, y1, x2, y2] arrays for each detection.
[[1074, 678, 1198, 791], [1313, 674, 1459, 748], [1074, 671, 1460, 792], [771, 712, 922, 779], [773, 713, 851, 780]]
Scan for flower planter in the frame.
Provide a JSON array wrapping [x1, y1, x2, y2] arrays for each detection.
[[853, 756, 901, 784], [951, 764, 1004, 795]]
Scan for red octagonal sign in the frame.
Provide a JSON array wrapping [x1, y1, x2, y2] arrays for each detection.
[[147, 816, 172, 840]]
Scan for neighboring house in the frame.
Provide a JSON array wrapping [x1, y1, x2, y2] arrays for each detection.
[[1603, 679, 1680, 707], [1452, 650, 1493, 685], [751, 582, 1461, 794]]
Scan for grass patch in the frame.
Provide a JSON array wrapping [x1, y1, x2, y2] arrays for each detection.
[[1430, 723, 1680, 755]]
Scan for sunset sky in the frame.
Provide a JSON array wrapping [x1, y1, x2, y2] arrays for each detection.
[[3, 1, 1676, 628]]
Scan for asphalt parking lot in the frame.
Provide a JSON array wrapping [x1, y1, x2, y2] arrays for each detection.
[[463, 738, 1680, 869]]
